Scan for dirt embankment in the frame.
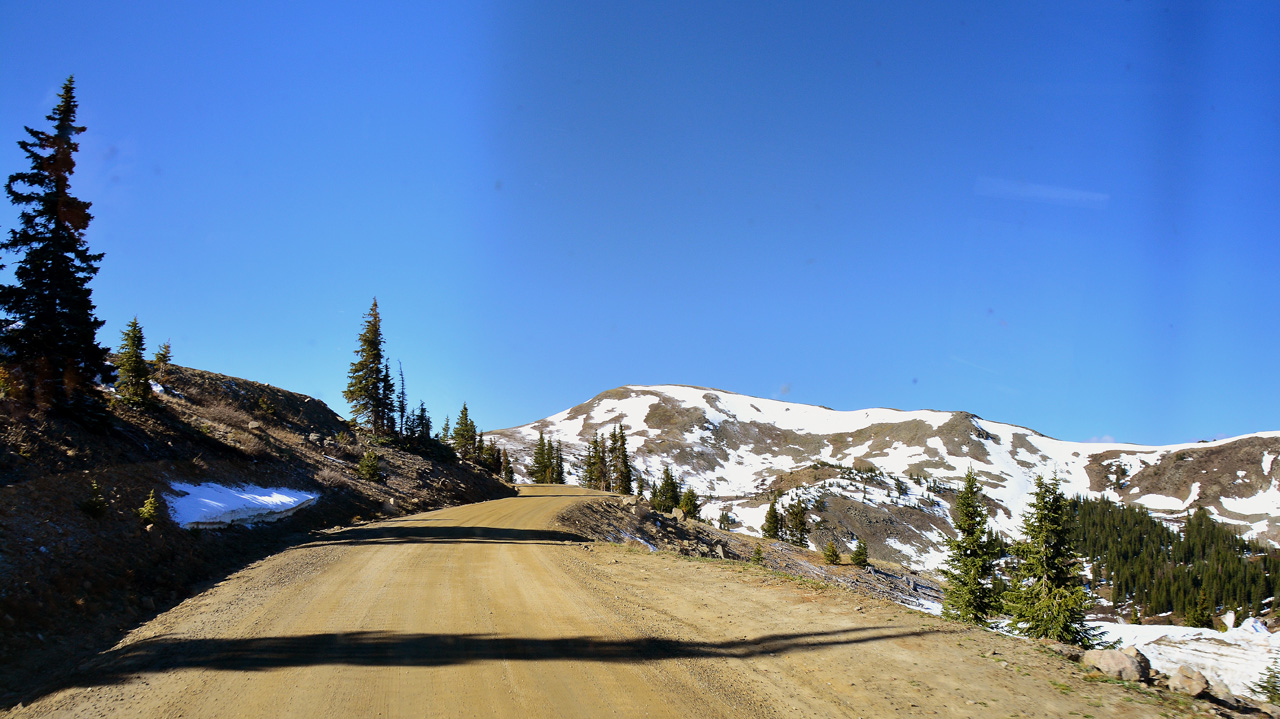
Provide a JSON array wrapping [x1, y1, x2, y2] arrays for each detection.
[[555, 497, 943, 613], [0, 363, 513, 707]]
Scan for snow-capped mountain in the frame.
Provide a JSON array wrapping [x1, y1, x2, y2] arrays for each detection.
[[489, 385, 1280, 568]]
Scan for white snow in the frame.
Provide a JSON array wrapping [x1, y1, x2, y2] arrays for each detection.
[[1135, 482, 1201, 512], [1093, 619, 1277, 699], [1265, 452, 1277, 477], [1220, 479, 1280, 517], [165, 482, 318, 529]]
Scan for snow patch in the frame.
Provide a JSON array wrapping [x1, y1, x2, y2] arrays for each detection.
[[1093, 619, 1277, 699], [165, 482, 318, 529]]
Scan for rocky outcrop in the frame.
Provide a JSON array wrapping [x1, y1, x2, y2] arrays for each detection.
[[1081, 649, 1148, 682]]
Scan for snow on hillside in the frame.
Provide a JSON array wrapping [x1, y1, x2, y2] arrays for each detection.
[[165, 482, 318, 529], [1094, 619, 1278, 699], [492, 385, 1280, 557]]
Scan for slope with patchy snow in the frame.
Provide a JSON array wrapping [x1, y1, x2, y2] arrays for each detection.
[[490, 385, 1280, 563]]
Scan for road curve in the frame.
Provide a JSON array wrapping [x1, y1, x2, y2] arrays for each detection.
[[13, 486, 1167, 718]]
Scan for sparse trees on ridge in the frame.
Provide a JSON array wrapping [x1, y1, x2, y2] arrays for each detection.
[[0, 76, 112, 410], [761, 498, 781, 540], [344, 299, 395, 436], [652, 466, 680, 513]]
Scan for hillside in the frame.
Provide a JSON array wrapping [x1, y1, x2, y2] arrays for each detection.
[[0, 363, 513, 706], [489, 384, 1280, 570]]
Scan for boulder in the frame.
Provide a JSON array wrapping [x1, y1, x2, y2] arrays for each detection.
[[1168, 666, 1209, 697], [1120, 646, 1152, 679], [248, 421, 262, 429], [714, 544, 726, 559], [1080, 649, 1147, 682], [672, 508, 686, 522], [1047, 642, 1085, 662], [631, 502, 650, 520], [1208, 679, 1239, 707], [620, 495, 638, 506]]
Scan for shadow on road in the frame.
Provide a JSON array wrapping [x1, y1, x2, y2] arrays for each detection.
[[67, 626, 948, 687], [305, 524, 590, 547]]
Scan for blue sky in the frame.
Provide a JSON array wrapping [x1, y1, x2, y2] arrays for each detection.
[[2, 2, 1278, 445]]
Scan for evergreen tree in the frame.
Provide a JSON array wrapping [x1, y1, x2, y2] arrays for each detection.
[[356, 450, 381, 482], [1, 77, 112, 409], [652, 466, 680, 513], [750, 545, 765, 565], [152, 339, 171, 374], [717, 510, 733, 530], [451, 403, 477, 460], [438, 416, 450, 442], [1184, 591, 1214, 629], [784, 499, 810, 547], [608, 424, 633, 495], [381, 361, 396, 435], [114, 317, 153, 406], [849, 541, 869, 568], [501, 449, 514, 483], [529, 431, 548, 482], [1004, 475, 1102, 647], [823, 540, 841, 565], [554, 441, 566, 484], [343, 299, 393, 436], [761, 498, 782, 540], [678, 487, 700, 520], [396, 361, 407, 438], [941, 469, 1000, 625], [1250, 654, 1280, 704]]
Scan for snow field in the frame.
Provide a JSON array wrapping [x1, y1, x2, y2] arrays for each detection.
[[164, 482, 318, 528]]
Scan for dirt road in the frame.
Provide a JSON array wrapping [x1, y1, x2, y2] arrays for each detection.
[[11, 486, 1183, 717]]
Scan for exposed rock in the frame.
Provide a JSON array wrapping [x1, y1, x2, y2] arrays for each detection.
[[1080, 649, 1146, 682], [1168, 666, 1208, 697], [248, 421, 262, 430], [714, 543, 726, 559], [672, 508, 686, 521], [1208, 679, 1239, 707], [1120, 646, 1151, 679], [307, 433, 322, 444], [631, 502, 650, 520], [620, 495, 638, 506], [1046, 642, 1084, 662]]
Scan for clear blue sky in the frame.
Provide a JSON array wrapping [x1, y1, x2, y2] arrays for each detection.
[[2, 2, 1278, 446]]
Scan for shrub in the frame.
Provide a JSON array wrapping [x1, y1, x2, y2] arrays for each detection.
[[203, 401, 252, 428], [137, 490, 164, 524], [823, 540, 841, 565], [849, 541, 869, 568], [79, 480, 108, 518], [356, 450, 382, 482], [750, 545, 764, 565]]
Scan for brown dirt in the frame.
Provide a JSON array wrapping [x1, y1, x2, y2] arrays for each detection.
[[3, 487, 1216, 718], [0, 363, 513, 706]]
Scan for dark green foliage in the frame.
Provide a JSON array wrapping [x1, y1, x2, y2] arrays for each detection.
[[114, 317, 153, 406], [80, 479, 107, 518], [153, 340, 171, 368], [651, 467, 680, 513], [450, 403, 477, 461], [1184, 591, 1214, 629], [750, 545, 764, 565], [849, 541, 869, 568], [343, 300, 394, 436], [356, 450, 381, 482], [529, 432, 564, 484], [941, 469, 1000, 625], [501, 449, 515, 483], [1004, 476, 1102, 647], [137, 490, 163, 524], [1069, 498, 1275, 624], [609, 424, 633, 495], [1, 77, 112, 409], [717, 510, 733, 530], [395, 362, 407, 438], [678, 488, 700, 520], [761, 499, 782, 540], [579, 432, 608, 489], [823, 540, 841, 565], [783, 499, 809, 547], [1250, 655, 1280, 703]]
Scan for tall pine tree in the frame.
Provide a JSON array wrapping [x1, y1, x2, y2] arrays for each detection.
[[940, 469, 1000, 625], [652, 467, 680, 513], [343, 299, 393, 435], [1004, 475, 1102, 647], [1, 77, 111, 409], [114, 317, 153, 406]]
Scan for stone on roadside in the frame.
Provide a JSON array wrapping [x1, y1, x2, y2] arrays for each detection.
[[1120, 646, 1151, 679], [1168, 666, 1209, 697], [1080, 649, 1147, 682], [1047, 642, 1084, 662], [672, 507, 686, 521]]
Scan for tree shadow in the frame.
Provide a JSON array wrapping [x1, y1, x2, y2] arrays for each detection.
[[304, 523, 590, 547], [68, 625, 949, 688]]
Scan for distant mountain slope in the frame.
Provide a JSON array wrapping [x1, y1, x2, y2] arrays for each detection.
[[490, 385, 1280, 567]]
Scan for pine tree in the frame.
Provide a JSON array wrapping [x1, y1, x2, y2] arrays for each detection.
[[823, 540, 841, 565], [652, 466, 680, 513], [608, 424, 633, 495], [451, 403, 477, 460], [784, 499, 810, 547], [750, 545, 765, 565], [344, 299, 393, 436], [1184, 590, 1214, 629], [396, 361, 407, 438], [762, 498, 782, 540], [1, 77, 112, 409], [114, 317, 153, 406], [1004, 475, 1102, 647], [356, 450, 381, 482], [717, 510, 733, 530], [941, 469, 1000, 625], [554, 441, 566, 484], [500, 449, 514, 483], [152, 340, 171, 374], [678, 487, 700, 520], [137, 489, 163, 524], [849, 541, 869, 568], [381, 361, 396, 435], [1250, 654, 1280, 704]]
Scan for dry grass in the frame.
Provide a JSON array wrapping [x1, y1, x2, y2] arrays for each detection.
[[202, 402, 252, 428]]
